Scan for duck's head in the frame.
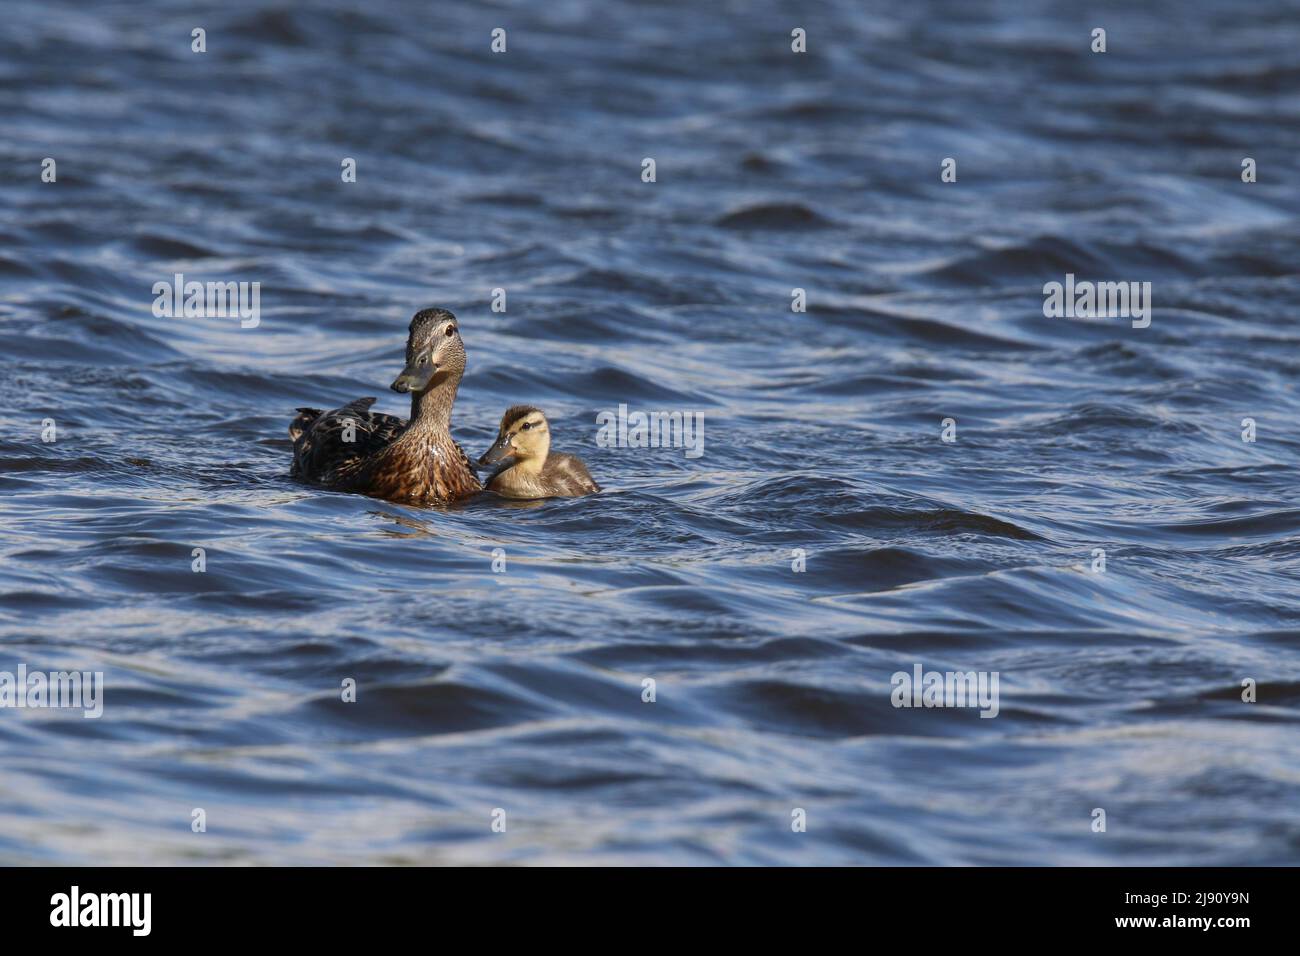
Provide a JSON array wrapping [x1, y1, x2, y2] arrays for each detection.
[[479, 405, 550, 471], [390, 308, 465, 394]]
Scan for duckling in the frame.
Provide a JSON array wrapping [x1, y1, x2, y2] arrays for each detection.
[[289, 308, 482, 503], [478, 406, 600, 499]]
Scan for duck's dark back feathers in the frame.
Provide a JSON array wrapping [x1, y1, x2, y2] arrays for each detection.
[[289, 397, 406, 484], [288, 407, 322, 443]]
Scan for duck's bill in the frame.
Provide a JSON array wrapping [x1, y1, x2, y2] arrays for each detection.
[[390, 361, 437, 393], [477, 437, 515, 466]]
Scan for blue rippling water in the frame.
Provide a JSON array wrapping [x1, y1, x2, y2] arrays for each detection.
[[1, 0, 1299, 865]]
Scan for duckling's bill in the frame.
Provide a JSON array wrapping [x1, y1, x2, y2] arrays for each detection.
[[478, 434, 516, 466]]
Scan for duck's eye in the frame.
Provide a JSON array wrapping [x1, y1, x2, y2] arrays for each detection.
[[417, 355, 428, 366], [520, 422, 532, 431], [445, 326, 457, 337]]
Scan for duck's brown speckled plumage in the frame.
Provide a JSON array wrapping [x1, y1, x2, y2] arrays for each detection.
[[289, 308, 482, 504], [478, 405, 600, 499]]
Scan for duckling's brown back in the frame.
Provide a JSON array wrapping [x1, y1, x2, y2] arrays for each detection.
[[543, 452, 600, 496]]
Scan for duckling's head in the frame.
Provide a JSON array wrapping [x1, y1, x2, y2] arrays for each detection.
[[391, 308, 465, 394], [479, 405, 550, 472]]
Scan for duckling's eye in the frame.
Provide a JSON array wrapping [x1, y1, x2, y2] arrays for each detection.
[[520, 422, 532, 431], [445, 326, 457, 337]]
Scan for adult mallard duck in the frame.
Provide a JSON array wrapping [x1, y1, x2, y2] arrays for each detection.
[[478, 406, 600, 499], [289, 308, 482, 503]]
